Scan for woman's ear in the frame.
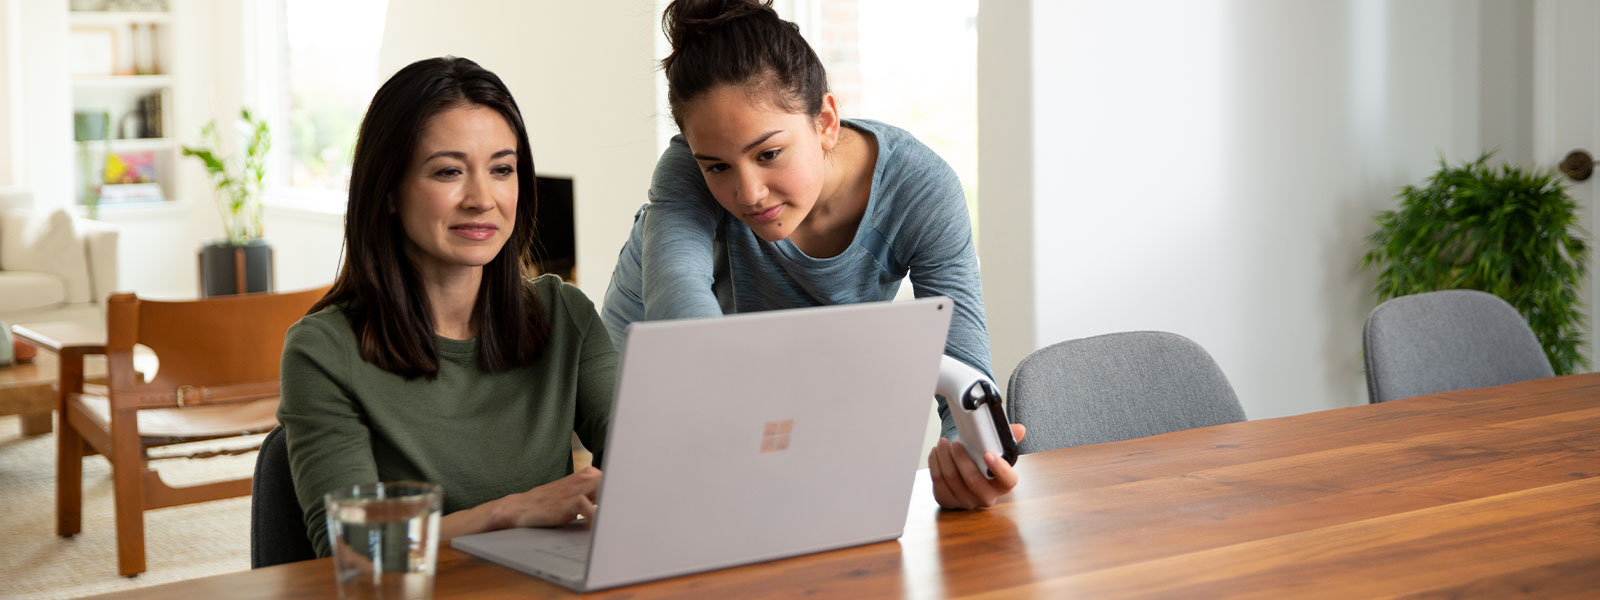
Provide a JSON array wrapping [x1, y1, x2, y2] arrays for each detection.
[[816, 93, 842, 152]]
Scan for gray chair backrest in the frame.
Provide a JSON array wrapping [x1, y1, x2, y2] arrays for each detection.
[[1006, 331, 1246, 454], [1363, 289, 1553, 404], [251, 426, 316, 568]]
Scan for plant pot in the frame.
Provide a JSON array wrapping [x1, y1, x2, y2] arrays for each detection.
[[199, 238, 273, 297]]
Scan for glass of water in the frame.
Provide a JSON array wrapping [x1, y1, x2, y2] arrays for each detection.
[[325, 482, 443, 600]]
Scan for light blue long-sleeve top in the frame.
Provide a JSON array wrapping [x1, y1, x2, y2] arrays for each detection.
[[601, 119, 991, 438]]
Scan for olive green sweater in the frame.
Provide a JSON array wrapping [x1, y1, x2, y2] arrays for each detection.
[[277, 275, 617, 557]]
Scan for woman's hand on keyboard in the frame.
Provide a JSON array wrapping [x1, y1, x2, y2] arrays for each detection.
[[493, 466, 604, 529]]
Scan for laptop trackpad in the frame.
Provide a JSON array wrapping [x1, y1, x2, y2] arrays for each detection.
[[451, 523, 592, 586]]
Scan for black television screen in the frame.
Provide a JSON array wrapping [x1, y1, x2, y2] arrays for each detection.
[[532, 175, 575, 280]]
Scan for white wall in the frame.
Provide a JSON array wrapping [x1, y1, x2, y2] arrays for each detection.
[[375, 0, 662, 300], [979, 0, 1537, 419], [975, 0, 1035, 394], [268, 0, 664, 298], [6, 0, 71, 203], [0, 0, 18, 187], [1531, 0, 1599, 362], [1478, 0, 1534, 166]]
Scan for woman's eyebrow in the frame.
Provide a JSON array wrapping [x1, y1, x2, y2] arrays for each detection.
[[692, 130, 782, 161], [422, 148, 517, 162]]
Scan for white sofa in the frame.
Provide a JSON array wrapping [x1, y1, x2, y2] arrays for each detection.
[[0, 189, 119, 329]]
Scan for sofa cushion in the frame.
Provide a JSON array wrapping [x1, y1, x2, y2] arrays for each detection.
[[0, 208, 91, 304], [0, 271, 67, 313]]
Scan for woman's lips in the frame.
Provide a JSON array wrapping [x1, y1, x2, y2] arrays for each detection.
[[750, 205, 782, 224], [450, 223, 497, 241]]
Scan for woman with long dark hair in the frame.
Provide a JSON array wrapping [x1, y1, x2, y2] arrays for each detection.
[[602, 0, 1025, 509], [279, 56, 615, 557]]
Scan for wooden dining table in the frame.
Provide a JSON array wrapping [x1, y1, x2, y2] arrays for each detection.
[[90, 373, 1600, 598]]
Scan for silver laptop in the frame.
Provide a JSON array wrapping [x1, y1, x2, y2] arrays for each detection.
[[451, 297, 953, 592]]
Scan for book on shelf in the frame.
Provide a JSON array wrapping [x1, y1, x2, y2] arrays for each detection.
[[134, 91, 163, 138], [98, 182, 165, 205], [97, 149, 164, 205]]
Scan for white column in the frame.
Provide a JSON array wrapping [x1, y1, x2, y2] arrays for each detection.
[[976, 0, 1036, 389], [15, 0, 71, 205]]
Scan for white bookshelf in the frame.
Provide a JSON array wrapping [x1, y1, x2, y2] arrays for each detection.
[[76, 137, 176, 152], [68, 10, 171, 27], [68, 5, 177, 209], [71, 74, 174, 89]]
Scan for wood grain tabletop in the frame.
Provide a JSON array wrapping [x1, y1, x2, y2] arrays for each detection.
[[87, 373, 1600, 599]]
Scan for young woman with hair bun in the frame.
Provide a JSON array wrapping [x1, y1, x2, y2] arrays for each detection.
[[602, 0, 1024, 509]]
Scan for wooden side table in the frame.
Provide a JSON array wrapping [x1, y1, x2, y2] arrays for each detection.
[[5, 323, 108, 436]]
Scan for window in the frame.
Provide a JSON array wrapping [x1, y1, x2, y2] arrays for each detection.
[[797, 0, 979, 234], [259, 0, 387, 209]]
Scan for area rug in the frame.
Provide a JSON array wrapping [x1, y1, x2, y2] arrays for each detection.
[[0, 415, 260, 599]]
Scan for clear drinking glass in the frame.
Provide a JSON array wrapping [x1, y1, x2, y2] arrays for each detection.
[[325, 482, 443, 600]]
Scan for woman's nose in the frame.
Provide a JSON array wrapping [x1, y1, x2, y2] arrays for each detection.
[[461, 173, 493, 211], [737, 174, 767, 205]]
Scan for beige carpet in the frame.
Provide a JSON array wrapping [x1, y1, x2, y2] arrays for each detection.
[[0, 414, 261, 599]]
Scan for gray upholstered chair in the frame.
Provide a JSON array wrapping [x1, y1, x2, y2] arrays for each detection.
[[1006, 331, 1246, 454], [251, 426, 316, 567], [1363, 289, 1553, 404]]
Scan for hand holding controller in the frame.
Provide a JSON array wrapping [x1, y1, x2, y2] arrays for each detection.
[[934, 355, 1019, 478]]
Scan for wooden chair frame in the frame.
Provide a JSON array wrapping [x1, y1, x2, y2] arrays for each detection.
[[55, 286, 327, 576]]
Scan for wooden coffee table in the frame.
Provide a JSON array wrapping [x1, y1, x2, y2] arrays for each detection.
[[3, 323, 109, 436]]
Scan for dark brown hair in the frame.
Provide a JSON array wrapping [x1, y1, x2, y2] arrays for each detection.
[[660, 0, 829, 125], [310, 56, 547, 379]]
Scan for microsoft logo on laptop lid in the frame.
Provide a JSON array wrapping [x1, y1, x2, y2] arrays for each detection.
[[760, 419, 793, 453]]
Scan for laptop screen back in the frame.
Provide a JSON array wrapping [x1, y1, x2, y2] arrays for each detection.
[[584, 298, 953, 589]]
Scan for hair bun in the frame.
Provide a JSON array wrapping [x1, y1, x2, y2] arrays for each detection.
[[659, 0, 827, 124], [663, 0, 778, 64]]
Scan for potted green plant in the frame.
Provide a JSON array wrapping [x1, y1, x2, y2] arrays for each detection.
[[182, 107, 272, 296], [1363, 153, 1591, 375]]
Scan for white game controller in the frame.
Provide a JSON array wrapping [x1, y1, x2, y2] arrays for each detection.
[[934, 355, 1019, 478]]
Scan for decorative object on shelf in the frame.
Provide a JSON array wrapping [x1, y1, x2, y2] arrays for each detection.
[[99, 150, 164, 205], [182, 107, 274, 296], [68, 27, 117, 77], [73, 110, 110, 141], [131, 23, 150, 74], [74, 111, 112, 218], [1363, 152, 1591, 375], [110, 91, 163, 140], [104, 150, 157, 183], [122, 21, 163, 75], [105, 0, 169, 11], [98, 182, 164, 205]]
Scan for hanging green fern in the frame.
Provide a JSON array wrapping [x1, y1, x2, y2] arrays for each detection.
[[1363, 153, 1590, 375]]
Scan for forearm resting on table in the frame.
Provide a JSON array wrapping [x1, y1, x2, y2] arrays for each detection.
[[439, 500, 510, 544]]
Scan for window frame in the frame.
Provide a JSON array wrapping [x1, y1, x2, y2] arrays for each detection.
[[250, 0, 383, 216]]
